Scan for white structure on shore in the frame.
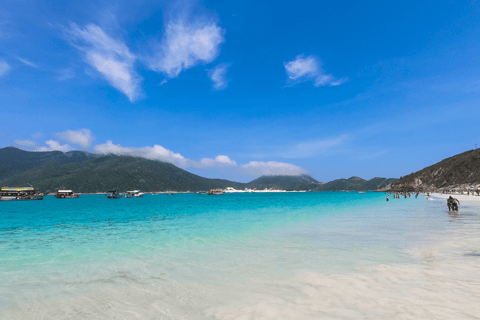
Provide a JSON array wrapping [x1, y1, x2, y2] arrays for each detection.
[[224, 187, 287, 193]]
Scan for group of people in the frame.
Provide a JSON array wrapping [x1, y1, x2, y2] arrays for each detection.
[[385, 192, 461, 212], [386, 192, 419, 201]]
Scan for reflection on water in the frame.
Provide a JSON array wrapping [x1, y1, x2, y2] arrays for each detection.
[[1, 193, 480, 319]]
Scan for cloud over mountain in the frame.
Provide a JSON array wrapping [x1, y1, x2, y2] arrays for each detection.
[[57, 129, 94, 148], [93, 140, 306, 176], [36, 140, 73, 152]]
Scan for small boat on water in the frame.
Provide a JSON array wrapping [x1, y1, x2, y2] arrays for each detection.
[[55, 189, 79, 198], [0, 186, 44, 201], [106, 190, 122, 199], [358, 191, 367, 193], [124, 190, 144, 198], [207, 188, 224, 195]]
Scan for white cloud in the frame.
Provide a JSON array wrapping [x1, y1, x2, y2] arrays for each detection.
[[66, 23, 141, 101], [57, 128, 93, 148], [284, 54, 347, 87], [146, 20, 225, 78], [283, 134, 349, 158], [0, 60, 10, 76], [14, 140, 36, 147], [36, 140, 73, 152], [197, 155, 237, 168], [240, 161, 307, 176], [17, 57, 38, 68], [93, 141, 306, 176], [94, 140, 188, 166], [208, 63, 229, 90]]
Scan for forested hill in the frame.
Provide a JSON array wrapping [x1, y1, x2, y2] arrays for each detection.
[[247, 174, 322, 191], [388, 148, 480, 191], [0, 147, 245, 193], [313, 176, 397, 191], [0, 147, 397, 193], [0, 147, 96, 180]]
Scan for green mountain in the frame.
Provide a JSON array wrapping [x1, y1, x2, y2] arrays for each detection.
[[0, 147, 246, 193], [0, 147, 397, 193], [247, 174, 322, 191], [388, 148, 480, 191], [313, 176, 397, 191], [0, 147, 96, 180]]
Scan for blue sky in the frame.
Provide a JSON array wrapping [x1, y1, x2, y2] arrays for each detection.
[[1, 0, 480, 182]]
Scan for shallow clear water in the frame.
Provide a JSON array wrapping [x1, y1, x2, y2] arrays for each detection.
[[1, 192, 479, 319]]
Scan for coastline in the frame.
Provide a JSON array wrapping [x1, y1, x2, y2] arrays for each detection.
[[429, 193, 480, 204]]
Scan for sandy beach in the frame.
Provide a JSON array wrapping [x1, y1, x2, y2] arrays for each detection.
[[429, 193, 480, 205]]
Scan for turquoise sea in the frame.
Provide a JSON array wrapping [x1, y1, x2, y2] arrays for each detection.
[[1, 192, 480, 319]]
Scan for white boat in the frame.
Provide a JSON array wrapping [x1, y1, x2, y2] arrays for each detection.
[[55, 190, 79, 198], [207, 188, 224, 195], [125, 190, 144, 197]]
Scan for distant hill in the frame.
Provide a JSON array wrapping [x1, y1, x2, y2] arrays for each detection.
[[0, 147, 397, 193], [0, 147, 246, 193], [313, 176, 397, 191], [247, 174, 322, 191], [388, 148, 480, 191], [0, 147, 96, 180]]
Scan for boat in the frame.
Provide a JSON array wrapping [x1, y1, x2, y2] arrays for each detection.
[[125, 190, 144, 198], [55, 189, 79, 198], [165, 191, 176, 195], [358, 191, 367, 194], [0, 186, 44, 201], [207, 188, 224, 195], [105, 190, 122, 199]]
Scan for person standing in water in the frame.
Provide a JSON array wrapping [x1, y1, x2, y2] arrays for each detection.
[[386, 194, 389, 201], [447, 196, 460, 211]]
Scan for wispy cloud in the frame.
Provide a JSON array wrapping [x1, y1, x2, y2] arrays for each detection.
[[57, 128, 93, 148], [57, 68, 75, 81], [208, 63, 229, 90], [14, 140, 36, 148], [0, 60, 10, 76], [66, 23, 141, 101], [94, 140, 306, 176], [284, 54, 347, 87], [16, 57, 39, 68], [240, 161, 307, 176], [36, 140, 73, 152], [146, 19, 225, 78], [283, 134, 349, 158]]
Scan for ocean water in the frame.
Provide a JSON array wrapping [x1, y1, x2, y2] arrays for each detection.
[[1, 192, 479, 319]]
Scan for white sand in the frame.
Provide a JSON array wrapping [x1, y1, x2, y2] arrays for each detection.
[[429, 193, 480, 205]]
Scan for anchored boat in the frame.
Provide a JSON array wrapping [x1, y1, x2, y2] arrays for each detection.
[[55, 189, 79, 198], [125, 190, 144, 198], [106, 190, 122, 199], [207, 188, 224, 195], [0, 186, 44, 201]]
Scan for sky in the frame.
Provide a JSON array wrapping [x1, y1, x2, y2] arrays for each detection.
[[1, 0, 480, 183]]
